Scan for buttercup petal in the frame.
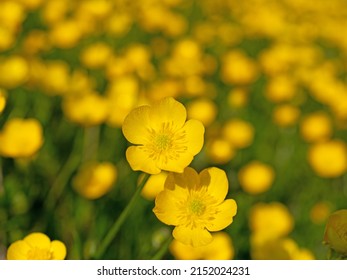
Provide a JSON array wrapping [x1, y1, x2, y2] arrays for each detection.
[[180, 119, 205, 155], [122, 105, 151, 144], [50, 240, 67, 260], [149, 97, 187, 131], [205, 199, 237, 231], [24, 232, 51, 250], [6, 240, 31, 260], [200, 167, 228, 203], [126, 146, 161, 174], [173, 225, 213, 247]]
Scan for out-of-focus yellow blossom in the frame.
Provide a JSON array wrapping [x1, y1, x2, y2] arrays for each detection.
[[0, 56, 29, 89], [206, 138, 235, 165], [272, 104, 300, 127], [0, 25, 15, 51], [265, 75, 297, 103], [22, 30, 49, 55], [310, 202, 332, 225], [222, 119, 254, 149], [300, 112, 332, 143], [79, 0, 113, 20], [238, 161, 274, 195], [251, 237, 314, 260], [17, 0, 44, 10], [183, 75, 207, 96], [80, 43, 113, 69], [40, 60, 70, 95], [323, 209, 347, 256], [307, 140, 347, 178], [0, 118, 43, 158], [146, 80, 181, 101], [227, 88, 248, 108], [164, 39, 204, 77], [7, 232, 66, 260], [249, 202, 294, 239], [106, 76, 139, 127], [106, 12, 132, 36], [122, 97, 204, 174], [221, 50, 258, 85], [0, 1, 25, 32], [0, 89, 6, 114], [68, 70, 95, 96], [42, 0, 69, 26], [170, 232, 234, 260], [187, 98, 217, 127], [153, 167, 237, 247], [141, 172, 168, 200], [73, 162, 117, 200], [63, 92, 109, 127], [49, 20, 82, 49]]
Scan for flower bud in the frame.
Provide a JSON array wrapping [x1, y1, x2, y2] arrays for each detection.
[[323, 209, 347, 255]]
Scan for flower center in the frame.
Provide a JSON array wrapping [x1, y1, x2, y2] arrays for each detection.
[[189, 199, 206, 216], [27, 247, 52, 260], [155, 134, 171, 151]]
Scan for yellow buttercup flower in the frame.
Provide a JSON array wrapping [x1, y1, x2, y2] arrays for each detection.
[[0, 55, 29, 89], [0, 118, 43, 158], [272, 104, 300, 127], [222, 119, 254, 149], [186, 98, 217, 127], [307, 140, 347, 178], [170, 232, 234, 260], [300, 112, 332, 143], [249, 202, 294, 239], [122, 97, 205, 174], [73, 162, 117, 200], [80, 42, 113, 69], [323, 209, 347, 255], [206, 138, 235, 165], [153, 167, 237, 247], [238, 161, 275, 195], [7, 232, 66, 260]]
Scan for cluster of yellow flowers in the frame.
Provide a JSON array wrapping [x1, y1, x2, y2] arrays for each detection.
[[1, 0, 347, 260]]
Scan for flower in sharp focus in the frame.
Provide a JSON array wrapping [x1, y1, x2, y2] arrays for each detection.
[[7, 232, 66, 260], [122, 97, 205, 174], [153, 167, 237, 247]]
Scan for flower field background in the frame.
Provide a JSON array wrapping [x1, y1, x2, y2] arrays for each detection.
[[1, 0, 347, 260]]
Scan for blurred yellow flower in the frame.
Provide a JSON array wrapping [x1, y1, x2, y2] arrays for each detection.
[[310, 201, 332, 225], [265, 75, 297, 103], [206, 138, 235, 165], [238, 161, 275, 195], [227, 88, 248, 108], [307, 140, 347, 178], [249, 202, 294, 239], [300, 112, 332, 143], [73, 162, 117, 200], [222, 119, 254, 149], [0, 118, 43, 158], [0, 56, 29, 89], [7, 232, 66, 260], [186, 98, 217, 127], [221, 50, 258, 85], [251, 237, 314, 260], [80, 42, 113, 69], [141, 172, 168, 200], [272, 104, 300, 127], [62, 92, 109, 126], [323, 209, 347, 255], [49, 20, 82, 49], [0, 88, 6, 114], [153, 167, 237, 247], [122, 97, 204, 174], [170, 232, 234, 260]]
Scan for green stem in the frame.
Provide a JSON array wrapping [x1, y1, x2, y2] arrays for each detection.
[[82, 126, 100, 162], [151, 235, 173, 260], [93, 173, 150, 259], [44, 130, 82, 211]]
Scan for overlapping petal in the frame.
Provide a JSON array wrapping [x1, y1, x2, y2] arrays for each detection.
[[173, 225, 213, 247], [205, 199, 238, 231]]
